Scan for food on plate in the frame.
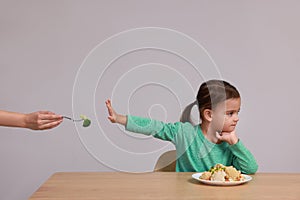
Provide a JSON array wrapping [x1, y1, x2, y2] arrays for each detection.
[[199, 164, 244, 182], [211, 170, 227, 181], [199, 171, 212, 180]]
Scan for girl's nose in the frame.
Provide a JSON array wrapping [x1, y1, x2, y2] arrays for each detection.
[[234, 114, 239, 122]]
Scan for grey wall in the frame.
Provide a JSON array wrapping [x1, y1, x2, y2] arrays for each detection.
[[1, 0, 300, 199]]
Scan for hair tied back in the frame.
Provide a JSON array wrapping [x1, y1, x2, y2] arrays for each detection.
[[180, 100, 198, 125]]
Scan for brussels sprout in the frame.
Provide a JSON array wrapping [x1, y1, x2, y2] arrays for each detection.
[[80, 115, 91, 127], [83, 119, 91, 127]]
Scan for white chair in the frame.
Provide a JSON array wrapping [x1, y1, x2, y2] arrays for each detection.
[[154, 150, 176, 172]]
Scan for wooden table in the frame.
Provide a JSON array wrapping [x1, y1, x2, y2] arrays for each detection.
[[29, 172, 300, 199]]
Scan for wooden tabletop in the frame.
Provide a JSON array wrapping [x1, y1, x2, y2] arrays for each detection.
[[29, 172, 300, 200]]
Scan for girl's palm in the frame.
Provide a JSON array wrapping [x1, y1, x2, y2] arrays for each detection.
[[105, 100, 117, 123]]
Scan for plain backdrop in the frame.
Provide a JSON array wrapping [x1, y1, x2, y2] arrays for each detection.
[[1, 0, 300, 199]]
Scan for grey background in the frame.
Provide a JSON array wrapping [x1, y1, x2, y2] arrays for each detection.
[[1, 0, 300, 199]]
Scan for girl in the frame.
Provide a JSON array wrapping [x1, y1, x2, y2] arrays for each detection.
[[105, 80, 258, 173]]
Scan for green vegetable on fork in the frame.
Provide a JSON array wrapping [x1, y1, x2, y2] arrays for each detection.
[[63, 115, 91, 127], [80, 115, 91, 127]]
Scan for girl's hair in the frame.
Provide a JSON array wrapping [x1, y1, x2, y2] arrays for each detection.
[[180, 80, 240, 124]]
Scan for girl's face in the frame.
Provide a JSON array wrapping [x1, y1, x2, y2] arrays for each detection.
[[211, 98, 241, 132]]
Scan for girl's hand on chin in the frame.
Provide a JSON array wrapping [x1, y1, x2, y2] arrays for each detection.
[[216, 130, 239, 145]]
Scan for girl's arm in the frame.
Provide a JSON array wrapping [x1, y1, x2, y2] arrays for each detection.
[[229, 140, 258, 174], [0, 110, 63, 130], [105, 99, 191, 143], [215, 130, 258, 174]]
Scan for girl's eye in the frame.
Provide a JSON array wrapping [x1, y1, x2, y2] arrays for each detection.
[[226, 112, 235, 117]]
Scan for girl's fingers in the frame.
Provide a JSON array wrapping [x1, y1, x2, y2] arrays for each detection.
[[216, 131, 225, 141], [106, 99, 117, 123], [105, 101, 111, 109], [106, 100, 114, 116], [215, 131, 238, 145], [105, 99, 111, 105], [216, 131, 221, 139]]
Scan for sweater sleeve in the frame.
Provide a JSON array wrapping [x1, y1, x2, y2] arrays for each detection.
[[125, 115, 183, 143], [228, 140, 258, 174]]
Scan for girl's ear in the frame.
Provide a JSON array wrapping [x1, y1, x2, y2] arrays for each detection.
[[203, 109, 213, 122]]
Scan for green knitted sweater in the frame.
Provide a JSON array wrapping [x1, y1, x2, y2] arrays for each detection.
[[125, 115, 258, 174]]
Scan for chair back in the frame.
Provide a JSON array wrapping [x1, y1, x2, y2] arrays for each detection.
[[154, 150, 176, 172]]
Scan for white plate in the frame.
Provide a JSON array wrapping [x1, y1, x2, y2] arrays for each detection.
[[192, 172, 252, 186]]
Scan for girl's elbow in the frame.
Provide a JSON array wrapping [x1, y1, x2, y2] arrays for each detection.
[[244, 163, 258, 174]]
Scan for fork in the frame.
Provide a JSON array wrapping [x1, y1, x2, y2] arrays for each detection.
[[62, 116, 84, 122]]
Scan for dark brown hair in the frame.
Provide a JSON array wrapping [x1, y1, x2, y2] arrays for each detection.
[[180, 80, 240, 124]]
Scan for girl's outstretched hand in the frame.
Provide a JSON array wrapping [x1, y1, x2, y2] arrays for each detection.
[[105, 99, 117, 123], [216, 130, 239, 145], [105, 99, 127, 125]]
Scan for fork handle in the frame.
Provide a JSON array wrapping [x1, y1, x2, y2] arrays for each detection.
[[63, 116, 72, 120], [63, 116, 83, 122]]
